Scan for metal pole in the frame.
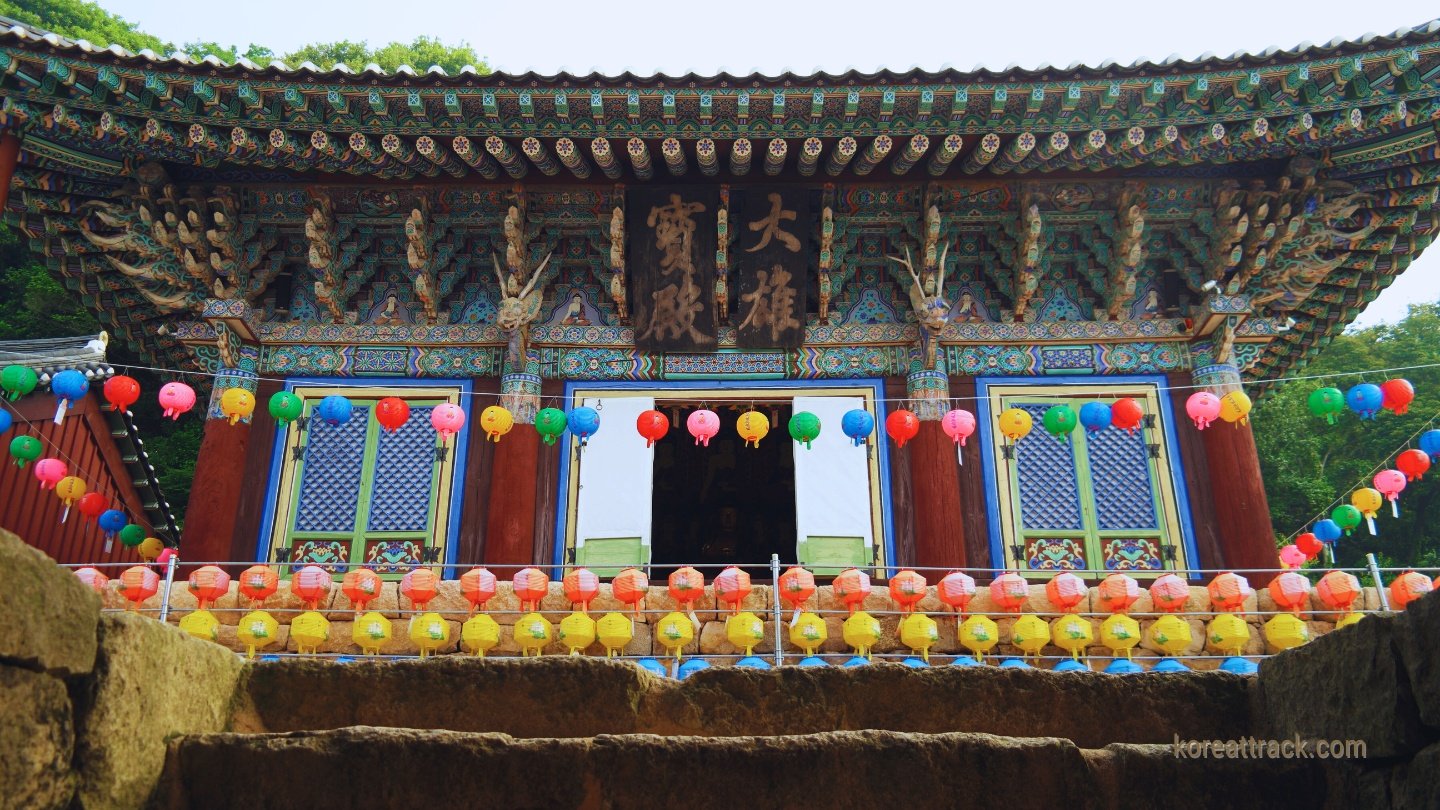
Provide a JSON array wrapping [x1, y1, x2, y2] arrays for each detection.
[[771, 554, 784, 667], [1367, 553, 1391, 611], [158, 553, 179, 622]]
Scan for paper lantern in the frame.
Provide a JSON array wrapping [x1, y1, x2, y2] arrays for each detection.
[[461, 613, 501, 657], [885, 409, 919, 448], [313, 395, 353, 426], [1150, 573, 1190, 612], [1110, 397, 1145, 434], [1390, 571, 1434, 610], [1422, 430, 1440, 462], [563, 567, 601, 612], [54, 476, 86, 521], [611, 568, 649, 618], [559, 611, 597, 655], [73, 567, 109, 593], [685, 409, 720, 446], [936, 571, 976, 615], [998, 408, 1033, 443], [788, 411, 821, 449], [219, 387, 256, 425], [1185, 392, 1221, 430], [268, 391, 304, 425], [95, 511, 132, 545], [291, 611, 330, 654], [515, 612, 553, 657], [103, 375, 140, 415], [833, 568, 872, 614], [400, 568, 440, 610], [714, 566, 752, 614], [430, 403, 466, 444], [568, 406, 600, 447], [1381, 378, 1415, 415], [9, 435, 41, 467], [1096, 574, 1141, 614], [1315, 571, 1361, 612], [1148, 614, 1192, 656], [1346, 383, 1383, 420], [158, 382, 197, 420], [1079, 402, 1112, 435], [1011, 613, 1051, 658], [655, 611, 694, 661], [1207, 573, 1253, 613], [778, 566, 816, 610], [636, 658, 668, 677], [478, 405, 513, 442], [959, 614, 999, 662], [1278, 544, 1306, 569], [1051, 615, 1094, 660], [238, 565, 279, 606], [237, 610, 279, 658], [1207, 614, 1250, 656], [290, 565, 333, 610], [789, 612, 828, 655], [0, 408, 9, 435], [50, 369, 88, 422], [1331, 504, 1362, 535], [1268, 571, 1311, 615], [990, 572, 1030, 613], [1335, 612, 1363, 630], [512, 567, 550, 611], [179, 610, 219, 641], [373, 396, 410, 433], [33, 458, 66, 490], [597, 612, 634, 656], [667, 566, 705, 606], [1374, 470, 1406, 517], [1313, 519, 1343, 546], [843, 611, 883, 659], [117, 524, 145, 549], [942, 409, 977, 445], [118, 565, 159, 609], [636, 409, 669, 447], [459, 567, 498, 613], [679, 659, 712, 678], [841, 409, 875, 446], [1307, 387, 1346, 424], [888, 569, 927, 613], [1, 364, 38, 400], [1219, 390, 1252, 426], [1100, 614, 1142, 660], [1397, 449, 1431, 482], [187, 565, 232, 609], [737, 410, 770, 448], [534, 407, 567, 445], [1351, 488, 1384, 535], [341, 569, 383, 613], [155, 547, 178, 570], [726, 611, 766, 656], [137, 536, 164, 562], [1264, 613, 1310, 651], [1045, 572, 1086, 613], [900, 613, 940, 663], [1042, 405, 1078, 440], [1296, 532, 1323, 559], [353, 611, 393, 655]]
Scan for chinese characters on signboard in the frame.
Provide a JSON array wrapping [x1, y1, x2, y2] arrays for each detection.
[[627, 188, 719, 352], [733, 188, 812, 349]]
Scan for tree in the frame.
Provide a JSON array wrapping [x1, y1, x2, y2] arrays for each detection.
[[284, 36, 487, 74], [0, 0, 164, 52]]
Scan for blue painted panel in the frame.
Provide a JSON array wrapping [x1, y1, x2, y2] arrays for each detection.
[[1087, 423, 1158, 530], [368, 406, 436, 533], [1013, 403, 1084, 531], [293, 405, 370, 533]]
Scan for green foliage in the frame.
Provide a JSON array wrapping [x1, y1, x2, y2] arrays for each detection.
[[1255, 304, 1440, 569], [0, 0, 165, 52], [284, 36, 487, 74], [180, 41, 275, 66], [0, 225, 100, 339]]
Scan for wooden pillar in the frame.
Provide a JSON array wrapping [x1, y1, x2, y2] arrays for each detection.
[[951, 376, 994, 578], [484, 427, 540, 566], [1165, 372, 1225, 571], [885, 376, 915, 568], [456, 380, 498, 565], [909, 420, 966, 569], [0, 133, 20, 211], [229, 378, 282, 566], [179, 412, 251, 567], [530, 379, 565, 566], [1194, 367, 1279, 581]]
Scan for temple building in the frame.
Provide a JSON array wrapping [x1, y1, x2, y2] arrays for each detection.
[[1, 17, 1437, 579]]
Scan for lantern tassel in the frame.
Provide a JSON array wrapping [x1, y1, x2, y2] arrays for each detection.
[[1367, 516, 1377, 536], [61, 505, 70, 524], [1392, 499, 1400, 518], [53, 399, 68, 425], [957, 444, 964, 466]]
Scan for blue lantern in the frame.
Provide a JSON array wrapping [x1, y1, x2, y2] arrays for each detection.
[[797, 656, 828, 668], [842, 656, 870, 667], [0, 408, 11, 435], [1104, 659, 1144, 675], [97, 509, 127, 550], [1346, 383, 1383, 420], [50, 369, 89, 424], [635, 657, 668, 677], [841, 409, 875, 447], [950, 655, 981, 667], [568, 406, 601, 447], [677, 658, 710, 679], [1151, 658, 1190, 673], [736, 656, 772, 670], [315, 395, 354, 426], [1078, 402, 1112, 435], [1219, 656, 1259, 675], [1313, 519, 1343, 545], [1420, 430, 1440, 462], [998, 657, 1031, 669], [901, 657, 929, 668], [1052, 659, 1089, 673]]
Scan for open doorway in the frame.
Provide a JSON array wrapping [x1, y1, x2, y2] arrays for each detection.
[[651, 404, 795, 578]]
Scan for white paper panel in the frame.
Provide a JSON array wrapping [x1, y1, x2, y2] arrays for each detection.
[[792, 396, 874, 551], [575, 396, 654, 548]]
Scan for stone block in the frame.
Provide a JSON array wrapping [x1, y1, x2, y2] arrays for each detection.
[[0, 528, 101, 676], [0, 665, 75, 809], [644, 584, 719, 622], [697, 618, 776, 656], [326, 579, 402, 619], [1390, 740, 1440, 810], [1394, 589, 1440, 732], [814, 584, 891, 616]]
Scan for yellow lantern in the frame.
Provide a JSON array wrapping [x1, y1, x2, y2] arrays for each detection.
[[237, 610, 279, 659], [559, 611, 597, 655], [54, 476, 86, 521], [1148, 614, 1192, 656], [220, 387, 256, 425], [1010, 613, 1050, 658], [480, 405, 514, 442], [1335, 612, 1363, 631], [178, 609, 218, 642], [998, 408, 1033, 443], [408, 611, 450, 658], [137, 536, 165, 562], [1351, 488, 1383, 533], [1206, 613, 1250, 656], [726, 611, 766, 656], [656, 610, 695, 662], [842, 611, 882, 659], [596, 612, 634, 657], [736, 410, 770, 448], [789, 612, 828, 656], [1100, 614, 1142, 660], [959, 614, 999, 662], [1049, 615, 1093, 660], [352, 611, 393, 655], [1264, 613, 1310, 652], [291, 610, 330, 655], [461, 613, 501, 657], [899, 613, 939, 663], [515, 612, 553, 657], [1219, 390, 1252, 426]]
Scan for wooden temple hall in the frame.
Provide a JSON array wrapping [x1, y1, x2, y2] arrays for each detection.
[[1, 17, 1439, 578]]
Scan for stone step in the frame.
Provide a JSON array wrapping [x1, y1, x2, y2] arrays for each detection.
[[157, 726, 1331, 810], [231, 656, 1252, 749]]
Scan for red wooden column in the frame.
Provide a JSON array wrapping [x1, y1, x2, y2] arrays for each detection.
[[179, 407, 252, 567], [484, 427, 540, 566], [0, 132, 20, 210], [1195, 366, 1280, 581], [909, 420, 967, 569]]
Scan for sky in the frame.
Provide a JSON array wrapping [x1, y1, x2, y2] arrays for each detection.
[[102, 0, 1439, 329]]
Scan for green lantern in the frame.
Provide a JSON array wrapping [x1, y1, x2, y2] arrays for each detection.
[[118, 524, 147, 548], [268, 391, 304, 425], [1042, 405, 1078, 441], [9, 435, 42, 467], [1331, 504, 1363, 535], [535, 408, 568, 446], [788, 411, 822, 449], [1, 365, 37, 401], [1307, 387, 1346, 425]]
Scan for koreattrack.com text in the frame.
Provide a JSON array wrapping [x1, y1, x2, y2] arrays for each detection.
[[1173, 734, 1366, 760]]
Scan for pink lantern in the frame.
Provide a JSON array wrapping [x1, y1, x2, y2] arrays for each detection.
[[1186, 392, 1221, 430], [1095, 573, 1141, 614], [1268, 571, 1311, 615], [1208, 572, 1253, 612], [430, 403, 466, 444], [1278, 544, 1307, 569], [942, 409, 977, 465], [1374, 469, 1407, 517], [989, 572, 1030, 613], [290, 565, 332, 610], [936, 571, 976, 615], [33, 458, 67, 490], [73, 567, 109, 594], [155, 547, 178, 570], [117, 565, 159, 609], [1044, 572, 1087, 613], [1315, 571, 1361, 612], [158, 382, 197, 420], [687, 409, 721, 447], [1150, 573, 1190, 612], [714, 566, 752, 614]]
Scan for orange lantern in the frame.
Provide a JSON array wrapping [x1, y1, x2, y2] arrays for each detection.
[[936, 571, 976, 615], [73, 567, 109, 594], [460, 567, 498, 613], [778, 566, 816, 610], [1207, 572, 1254, 613], [118, 565, 159, 610], [611, 567, 649, 619], [1045, 572, 1086, 613], [1267, 571, 1310, 615], [990, 572, 1030, 613], [833, 568, 872, 615], [341, 568, 383, 613], [513, 567, 550, 611], [714, 566, 752, 614], [1149, 573, 1190, 613], [563, 567, 601, 612], [238, 565, 279, 606], [187, 565, 232, 610], [401, 568, 440, 610], [1315, 571, 1361, 612], [888, 569, 927, 613], [289, 565, 332, 610], [1390, 571, 1434, 610], [667, 566, 705, 606], [1096, 573, 1140, 614]]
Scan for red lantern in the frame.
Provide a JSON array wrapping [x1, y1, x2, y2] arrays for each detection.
[[1095, 573, 1140, 614], [1150, 573, 1190, 612], [400, 569, 440, 610], [714, 566, 752, 614], [833, 568, 871, 614], [118, 565, 159, 609], [563, 567, 600, 612], [936, 571, 976, 615], [1295, 532, 1323, 559], [888, 569, 928, 613], [76, 492, 108, 524], [342, 568, 383, 613], [1268, 571, 1311, 615], [103, 375, 140, 415], [777, 566, 816, 610], [885, 409, 920, 448], [1381, 379, 1415, 415], [290, 565, 332, 610], [375, 396, 411, 433], [187, 565, 232, 609], [1045, 572, 1086, 613], [667, 566, 705, 605], [1207, 572, 1253, 613], [611, 567, 649, 618], [637, 409, 669, 447], [512, 567, 550, 611], [990, 572, 1030, 613], [1315, 571, 1361, 612], [1390, 571, 1434, 610], [73, 567, 109, 594], [1111, 398, 1145, 434], [238, 565, 279, 606], [1397, 449, 1431, 482], [460, 567, 497, 613]]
